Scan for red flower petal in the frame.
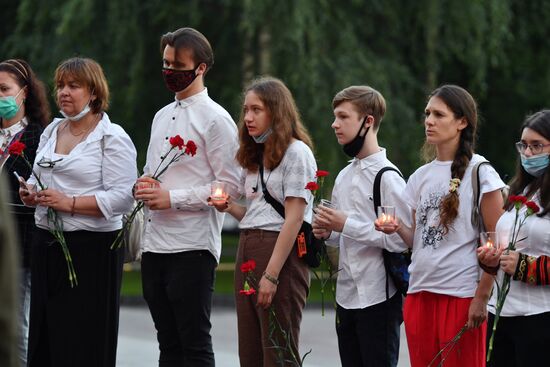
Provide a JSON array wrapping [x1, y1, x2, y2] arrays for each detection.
[[525, 201, 540, 213], [509, 195, 527, 204], [240, 259, 256, 273], [185, 140, 197, 156], [239, 288, 256, 296], [7, 140, 26, 156], [305, 182, 319, 191], [315, 170, 329, 178], [169, 135, 185, 150]]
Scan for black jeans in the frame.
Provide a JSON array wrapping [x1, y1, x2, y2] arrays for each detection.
[[336, 292, 402, 367], [486, 311, 550, 367], [142, 250, 217, 367]]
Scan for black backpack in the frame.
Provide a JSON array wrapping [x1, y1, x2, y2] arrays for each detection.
[[373, 167, 411, 298]]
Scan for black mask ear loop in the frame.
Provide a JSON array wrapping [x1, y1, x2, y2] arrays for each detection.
[[357, 114, 370, 138]]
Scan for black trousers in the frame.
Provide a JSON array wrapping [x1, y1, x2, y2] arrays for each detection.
[[336, 292, 402, 367], [486, 311, 550, 367], [141, 250, 217, 367], [28, 229, 123, 367]]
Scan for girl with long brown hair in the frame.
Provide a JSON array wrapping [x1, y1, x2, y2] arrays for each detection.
[[212, 76, 316, 366], [376, 85, 505, 366]]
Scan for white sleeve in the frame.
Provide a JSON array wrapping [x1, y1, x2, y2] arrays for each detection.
[[95, 131, 138, 219]]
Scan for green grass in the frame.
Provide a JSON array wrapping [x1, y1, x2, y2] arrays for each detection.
[[121, 233, 337, 304]]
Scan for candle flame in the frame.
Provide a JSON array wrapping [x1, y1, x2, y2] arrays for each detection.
[[486, 240, 494, 248]]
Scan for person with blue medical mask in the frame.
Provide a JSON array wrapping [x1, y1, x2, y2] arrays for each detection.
[[0, 58, 50, 367], [478, 109, 550, 367]]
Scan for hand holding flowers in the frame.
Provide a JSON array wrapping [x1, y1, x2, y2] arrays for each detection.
[[6, 140, 77, 287], [485, 194, 540, 362], [111, 134, 197, 251]]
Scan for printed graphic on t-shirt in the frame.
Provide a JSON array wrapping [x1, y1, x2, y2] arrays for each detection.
[[417, 187, 446, 249]]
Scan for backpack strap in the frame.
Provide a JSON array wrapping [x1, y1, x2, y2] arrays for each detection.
[[373, 167, 403, 216], [373, 166, 404, 299], [259, 162, 285, 219]]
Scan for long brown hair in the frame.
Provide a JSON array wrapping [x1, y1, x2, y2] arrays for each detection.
[[0, 59, 51, 127], [236, 76, 313, 171], [506, 110, 550, 216], [428, 85, 478, 233]]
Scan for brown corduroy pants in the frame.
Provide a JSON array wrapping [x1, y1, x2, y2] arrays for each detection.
[[235, 229, 310, 367]]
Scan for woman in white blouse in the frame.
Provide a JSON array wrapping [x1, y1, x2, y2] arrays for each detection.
[[19, 57, 137, 367], [478, 110, 550, 367], [211, 77, 316, 367]]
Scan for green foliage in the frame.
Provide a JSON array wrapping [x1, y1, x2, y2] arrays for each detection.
[[1, 0, 547, 181]]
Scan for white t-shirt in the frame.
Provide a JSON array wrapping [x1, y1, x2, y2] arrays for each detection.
[[402, 154, 505, 297], [488, 191, 550, 316], [239, 140, 316, 231]]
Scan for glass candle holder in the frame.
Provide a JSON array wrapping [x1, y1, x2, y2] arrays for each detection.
[[211, 180, 227, 203], [480, 231, 499, 249], [378, 206, 396, 225], [319, 199, 335, 209]]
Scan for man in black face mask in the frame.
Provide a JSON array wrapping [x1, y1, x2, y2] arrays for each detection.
[[134, 27, 241, 367], [312, 86, 410, 367]]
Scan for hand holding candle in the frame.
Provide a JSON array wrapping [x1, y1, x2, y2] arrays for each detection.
[[374, 206, 400, 234], [477, 231, 502, 268], [211, 180, 227, 204]]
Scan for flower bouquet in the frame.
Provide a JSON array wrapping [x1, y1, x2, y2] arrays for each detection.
[[239, 259, 311, 366], [4, 140, 77, 287], [110, 135, 197, 251], [487, 195, 539, 362]]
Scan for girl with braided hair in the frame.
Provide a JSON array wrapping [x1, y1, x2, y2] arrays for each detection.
[[376, 85, 505, 366]]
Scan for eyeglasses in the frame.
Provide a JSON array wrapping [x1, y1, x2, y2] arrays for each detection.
[[37, 157, 64, 168], [515, 142, 550, 155]]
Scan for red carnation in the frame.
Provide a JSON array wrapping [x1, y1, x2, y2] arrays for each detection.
[[239, 288, 256, 296], [169, 135, 185, 150], [315, 170, 329, 178], [509, 195, 527, 205], [185, 140, 197, 156], [525, 201, 540, 214], [7, 140, 26, 156], [305, 182, 319, 191], [240, 259, 256, 273]]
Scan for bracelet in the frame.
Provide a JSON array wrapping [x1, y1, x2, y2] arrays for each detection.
[[71, 196, 76, 217], [262, 271, 279, 285]]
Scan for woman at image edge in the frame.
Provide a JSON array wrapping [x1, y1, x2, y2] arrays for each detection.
[[376, 85, 505, 367], [478, 110, 550, 367]]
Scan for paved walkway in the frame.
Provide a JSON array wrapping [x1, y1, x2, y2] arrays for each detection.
[[117, 305, 411, 366]]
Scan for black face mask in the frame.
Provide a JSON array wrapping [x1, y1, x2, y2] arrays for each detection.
[[162, 67, 198, 93], [342, 115, 370, 158]]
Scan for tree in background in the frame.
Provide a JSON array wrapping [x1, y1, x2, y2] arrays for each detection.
[[2, 0, 550, 182]]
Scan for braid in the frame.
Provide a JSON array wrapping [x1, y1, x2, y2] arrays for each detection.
[[439, 129, 474, 234]]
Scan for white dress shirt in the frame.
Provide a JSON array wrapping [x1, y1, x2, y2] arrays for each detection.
[[141, 88, 241, 262], [488, 191, 550, 316], [325, 149, 409, 309], [29, 114, 137, 232], [402, 154, 505, 298]]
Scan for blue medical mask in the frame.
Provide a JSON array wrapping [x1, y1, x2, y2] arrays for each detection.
[[521, 153, 550, 177], [252, 127, 273, 144], [0, 88, 25, 120], [60, 96, 93, 121]]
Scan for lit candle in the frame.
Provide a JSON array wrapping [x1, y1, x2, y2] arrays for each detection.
[[486, 240, 494, 248], [211, 180, 226, 203]]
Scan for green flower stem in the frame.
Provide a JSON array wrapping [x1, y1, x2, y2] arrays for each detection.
[[428, 323, 468, 367], [21, 153, 77, 287], [111, 201, 145, 250]]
